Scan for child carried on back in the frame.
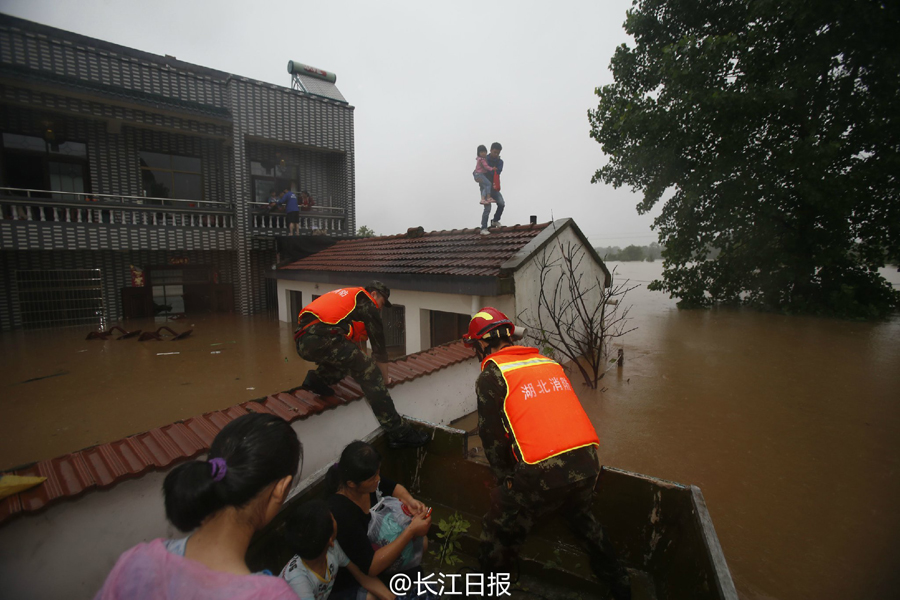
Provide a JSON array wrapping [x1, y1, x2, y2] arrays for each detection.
[[472, 144, 496, 205]]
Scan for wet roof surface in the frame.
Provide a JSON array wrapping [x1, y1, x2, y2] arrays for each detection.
[[0, 341, 474, 526], [278, 223, 550, 278]]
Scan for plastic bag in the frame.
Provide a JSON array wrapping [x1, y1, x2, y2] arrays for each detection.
[[367, 496, 424, 574], [493, 170, 501, 192]]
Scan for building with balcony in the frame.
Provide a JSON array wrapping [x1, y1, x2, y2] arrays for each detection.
[[0, 13, 355, 331]]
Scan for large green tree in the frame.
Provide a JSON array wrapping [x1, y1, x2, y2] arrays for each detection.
[[589, 0, 900, 318]]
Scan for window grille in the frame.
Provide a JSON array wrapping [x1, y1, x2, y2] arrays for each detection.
[[15, 269, 105, 329], [381, 305, 406, 351]]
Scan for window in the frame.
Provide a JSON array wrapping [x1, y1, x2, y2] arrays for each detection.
[[148, 266, 212, 316], [430, 310, 471, 347], [289, 290, 303, 322], [2, 133, 87, 157], [140, 151, 202, 203], [49, 161, 85, 198], [250, 159, 294, 202], [1, 132, 90, 201], [381, 305, 406, 357]]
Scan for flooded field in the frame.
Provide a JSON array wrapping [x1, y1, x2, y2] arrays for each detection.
[[1, 263, 899, 600]]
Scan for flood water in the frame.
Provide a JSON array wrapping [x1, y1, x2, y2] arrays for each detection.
[[0, 314, 313, 470], [587, 262, 900, 599], [1, 263, 899, 599]]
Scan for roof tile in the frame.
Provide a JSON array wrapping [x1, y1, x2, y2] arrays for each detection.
[[134, 430, 183, 468], [278, 223, 549, 277], [111, 438, 155, 475], [82, 444, 129, 487], [182, 416, 222, 447], [0, 494, 22, 521], [258, 395, 303, 420], [159, 423, 206, 459]]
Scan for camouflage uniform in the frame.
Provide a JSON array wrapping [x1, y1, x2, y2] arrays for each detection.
[[295, 292, 402, 431], [476, 353, 630, 599]]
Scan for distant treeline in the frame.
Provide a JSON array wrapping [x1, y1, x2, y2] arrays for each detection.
[[595, 242, 664, 262]]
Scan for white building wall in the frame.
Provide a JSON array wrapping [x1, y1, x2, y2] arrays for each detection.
[[512, 226, 609, 349], [0, 358, 479, 600]]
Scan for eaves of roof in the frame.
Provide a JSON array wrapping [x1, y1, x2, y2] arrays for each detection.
[[0, 340, 474, 528], [0, 63, 232, 121], [269, 269, 514, 297]]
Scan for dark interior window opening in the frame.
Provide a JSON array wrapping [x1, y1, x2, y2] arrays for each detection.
[[139, 151, 202, 205], [1, 132, 91, 205], [430, 310, 471, 348], [251, 159, 294, 202], [381, 304, 406, 359]]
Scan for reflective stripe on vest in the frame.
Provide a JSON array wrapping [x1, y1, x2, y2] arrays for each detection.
[[483, 346, 599, 465], [297, 287, 375, 343]]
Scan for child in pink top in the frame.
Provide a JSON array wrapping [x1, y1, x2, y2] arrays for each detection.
[[472, 145, 496, 205], [94, 538, 296, 600], [94, 413, 302, 600]]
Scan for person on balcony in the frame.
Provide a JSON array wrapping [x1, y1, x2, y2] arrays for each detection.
[[293, 282, 429, 450], [275, 187, 300, 236], [299, 191, 314, 211]]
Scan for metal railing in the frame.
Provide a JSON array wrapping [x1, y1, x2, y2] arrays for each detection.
[[247, 201, 346, 234], [0, 187, 234, 228], [0, 187, 346, 233]]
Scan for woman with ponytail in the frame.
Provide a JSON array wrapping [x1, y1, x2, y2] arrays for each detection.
[[325, 441, 432, 599], [94, 413, 302, 600]]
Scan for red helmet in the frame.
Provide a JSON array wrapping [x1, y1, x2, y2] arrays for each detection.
[[462, 307, 514, 347]]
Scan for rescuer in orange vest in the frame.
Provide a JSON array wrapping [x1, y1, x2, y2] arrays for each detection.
[[463, 307, 631, 599], [294, 281, 429, 449]]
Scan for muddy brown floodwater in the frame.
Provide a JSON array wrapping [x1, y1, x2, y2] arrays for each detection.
[[1, 263, 899, 600], [586, 262, 900, 600], [0, 313, 312, 470]]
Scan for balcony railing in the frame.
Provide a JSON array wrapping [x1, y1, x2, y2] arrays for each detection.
[[247, 201, 346, 234], [0, 188, 347, 234], [0, 187, 233, 228]]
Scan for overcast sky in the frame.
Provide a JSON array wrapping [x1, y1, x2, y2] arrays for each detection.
[[2, 0, 662, 248]]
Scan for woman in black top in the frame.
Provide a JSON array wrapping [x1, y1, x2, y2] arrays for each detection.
[[326, 441, 431, 598]]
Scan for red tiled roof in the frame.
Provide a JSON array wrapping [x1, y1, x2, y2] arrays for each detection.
[[278, 223, 550, 277], [0, 340, 475, 527]]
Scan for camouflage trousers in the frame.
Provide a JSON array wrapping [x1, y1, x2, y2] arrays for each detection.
[[295, 332, 402, 430], [479, 473, 630, 597]]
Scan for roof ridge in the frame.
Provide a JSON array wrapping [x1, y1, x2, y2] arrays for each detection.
[[277, 222, 552, 278]]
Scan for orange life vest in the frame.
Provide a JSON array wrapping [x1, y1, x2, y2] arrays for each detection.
[[482, 346, 599, 465], [297, 287, 375, 343]]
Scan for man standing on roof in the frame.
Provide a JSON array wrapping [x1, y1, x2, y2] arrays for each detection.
[[294, 281, 429, 449], [463, 307, 631, 599], [481, 142, 505, 232]]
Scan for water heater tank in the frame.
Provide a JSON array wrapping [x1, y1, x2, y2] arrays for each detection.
[[287, 61, 337, 83]]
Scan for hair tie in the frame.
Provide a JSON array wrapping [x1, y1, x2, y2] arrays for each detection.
[[209, 457, 227, 482]]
